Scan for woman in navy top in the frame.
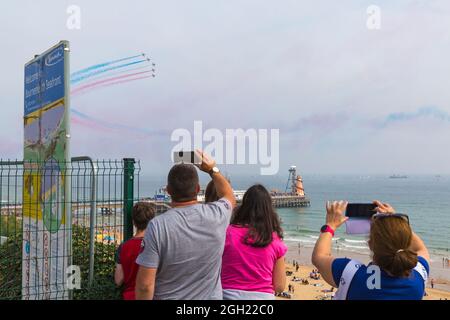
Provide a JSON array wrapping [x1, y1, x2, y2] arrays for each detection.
[[312, 200, 430, 300]]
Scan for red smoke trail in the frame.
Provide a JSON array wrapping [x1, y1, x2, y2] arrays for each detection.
[[71, 70, 152, 95], [78, 64, 152, 84], [76, 75, 152, 95]]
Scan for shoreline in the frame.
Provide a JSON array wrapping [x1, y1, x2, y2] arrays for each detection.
[[284, 240, 450, 295]]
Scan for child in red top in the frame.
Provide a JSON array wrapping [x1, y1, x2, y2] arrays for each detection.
[[114, 202, 156, 300]]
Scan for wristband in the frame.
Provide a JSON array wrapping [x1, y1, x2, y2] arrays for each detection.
[[320, 225, 335, 237]]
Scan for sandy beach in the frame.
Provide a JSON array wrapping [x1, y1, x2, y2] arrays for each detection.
[[278, 241, 450, 300]]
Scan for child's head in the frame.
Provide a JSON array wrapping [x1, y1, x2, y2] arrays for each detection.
[[231, 184, 283, 247], [205, 180, 219, 203], [132, 202, 156, 232]]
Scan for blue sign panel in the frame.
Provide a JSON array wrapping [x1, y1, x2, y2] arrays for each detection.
[[24, 44, 65, 116]]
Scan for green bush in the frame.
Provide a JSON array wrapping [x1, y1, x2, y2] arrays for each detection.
[[72, 225, 122, 300], [0, 224, 122, 300], [0, 233, 22, 299], [1, 215, 21, 237]]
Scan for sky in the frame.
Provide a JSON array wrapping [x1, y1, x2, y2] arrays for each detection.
[[1, 0, 450, 177]]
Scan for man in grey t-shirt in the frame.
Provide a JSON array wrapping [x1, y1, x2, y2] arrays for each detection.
[[135, 151, 236, 300]]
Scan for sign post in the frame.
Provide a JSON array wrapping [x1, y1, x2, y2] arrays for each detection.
[[22, 41, 71, 300]]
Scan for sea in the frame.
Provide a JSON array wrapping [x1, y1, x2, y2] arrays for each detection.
[[140, 174, 450, 260]]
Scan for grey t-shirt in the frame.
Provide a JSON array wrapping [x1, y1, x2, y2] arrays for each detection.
[[136, 198, 232, 300]]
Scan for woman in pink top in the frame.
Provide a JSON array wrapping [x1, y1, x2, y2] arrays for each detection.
[[221, 184, 287, 300]]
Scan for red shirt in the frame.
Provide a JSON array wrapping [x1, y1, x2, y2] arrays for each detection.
[[116, 237, 143, 300]]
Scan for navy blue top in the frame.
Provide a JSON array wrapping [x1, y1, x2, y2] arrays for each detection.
[[332, 256, 429, 300]]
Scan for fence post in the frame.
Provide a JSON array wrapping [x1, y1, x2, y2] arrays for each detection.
[[71, 156, 98, 289], [123, 158, 135, 241]]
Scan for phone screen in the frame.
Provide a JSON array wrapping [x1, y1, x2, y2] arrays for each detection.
[[345, 203, 376, 218], [345, 203, 376, 235]]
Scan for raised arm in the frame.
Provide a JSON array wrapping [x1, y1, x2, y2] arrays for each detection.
[[410, 232, 430, 263], [312, 201, 348, 288], [195, 150, 236, 208]]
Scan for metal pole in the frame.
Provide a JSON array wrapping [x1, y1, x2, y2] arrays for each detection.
[[71, 156, 97, 288], [63, 40, 72, 300], [123, 158, 135, 241]]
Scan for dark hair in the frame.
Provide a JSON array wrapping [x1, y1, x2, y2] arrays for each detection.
[[205, 180, 219, 203], [132, 202, 156, 231], [167, 164, 199, 202], [231, 184, 283, 247], [370, 216, 418, 277]]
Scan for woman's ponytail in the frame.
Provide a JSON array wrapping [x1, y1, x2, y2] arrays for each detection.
[[370, 218, 418, 278]]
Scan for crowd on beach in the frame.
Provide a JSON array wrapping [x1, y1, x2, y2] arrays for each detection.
[[113, 151, 431, 300]]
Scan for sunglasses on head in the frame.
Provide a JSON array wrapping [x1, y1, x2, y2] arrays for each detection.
[[372, 213, 409, 224]]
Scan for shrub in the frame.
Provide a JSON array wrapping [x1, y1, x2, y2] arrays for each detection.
[[1, 215, 22, 237], [0, 224, 122, 300], [0, 233, 22, 299]]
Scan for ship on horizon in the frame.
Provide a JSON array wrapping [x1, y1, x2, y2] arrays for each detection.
[[389, 174, 408, 179]]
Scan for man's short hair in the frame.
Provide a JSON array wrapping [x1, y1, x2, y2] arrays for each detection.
[[167, 164, 199, 202], [132, 202, 156, 231]]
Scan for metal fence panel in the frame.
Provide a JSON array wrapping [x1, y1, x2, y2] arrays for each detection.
[[0, 158, 140, 300]]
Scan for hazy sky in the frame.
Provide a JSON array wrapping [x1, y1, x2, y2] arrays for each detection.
[[1, 0, 450, 176]]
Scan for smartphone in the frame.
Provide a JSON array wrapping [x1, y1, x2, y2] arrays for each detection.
[[173, 151, 202, 165], [344, 203, 376, 235], [346, 203, 376, 218]]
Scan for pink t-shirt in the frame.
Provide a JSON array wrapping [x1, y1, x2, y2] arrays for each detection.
[[221, 225, 288, 294]]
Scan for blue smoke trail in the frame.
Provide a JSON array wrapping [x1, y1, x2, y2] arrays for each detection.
[[71, 59, 148, 85], [71, 54, 143, 78], [73, 64, 152, 85], [381, 106, 450, 127]]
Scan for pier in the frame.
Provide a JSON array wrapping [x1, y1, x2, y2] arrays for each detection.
[[1, 194, 309, 218], [144, 195, 311, 215], [270, 195, 310, 208], [146, 165, 312, 213]]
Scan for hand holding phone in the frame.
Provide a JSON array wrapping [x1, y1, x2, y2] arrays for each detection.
[[194, 149, 216, 173], [173, 150, 202, 165], [325, 201, 349, 231], [372, 200, 396, 214]]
